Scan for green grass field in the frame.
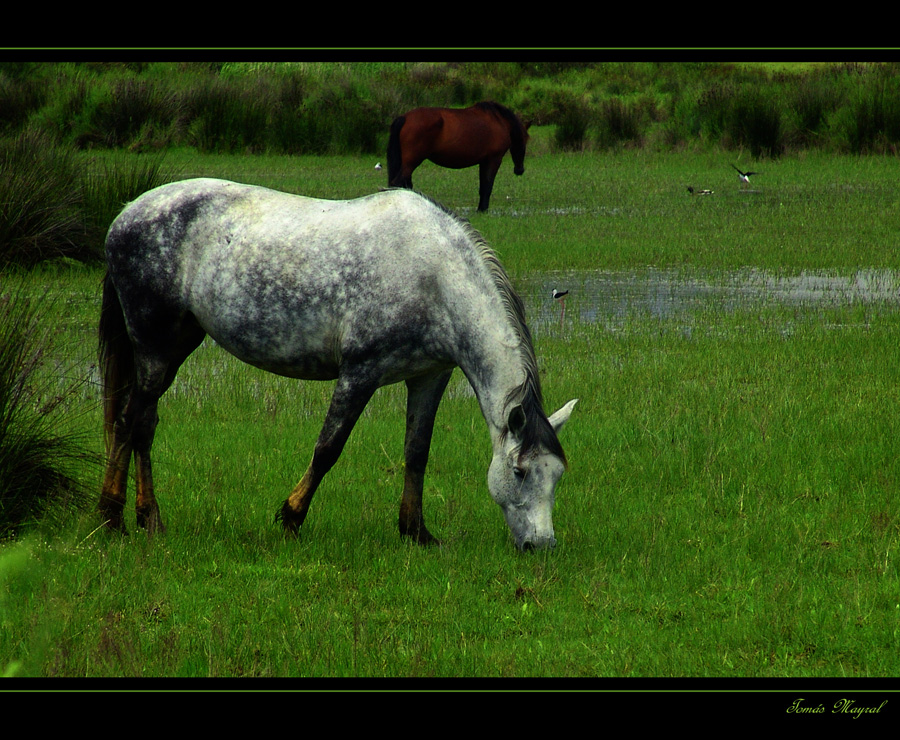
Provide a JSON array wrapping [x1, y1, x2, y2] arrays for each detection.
[[2, 147, 900, 679]]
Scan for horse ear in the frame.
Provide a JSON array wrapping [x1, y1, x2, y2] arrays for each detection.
[[548, 399, 578, 433], [507, 404, 527, 438]]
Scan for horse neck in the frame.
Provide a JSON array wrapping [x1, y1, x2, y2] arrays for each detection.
[[509, 128, 526, 164], [505, 118, 527, 167], [435, 211, 538, 449], [455, 299, 533, 449]]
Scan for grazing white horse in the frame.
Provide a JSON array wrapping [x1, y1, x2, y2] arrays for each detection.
[[99, 179, 576, 550]]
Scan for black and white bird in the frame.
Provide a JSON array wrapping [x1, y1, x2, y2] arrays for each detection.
[[687, 186, 714, 196], [731, 164, 757, 185], [374, 162, 382, 171], [552, 289, 569, 329]]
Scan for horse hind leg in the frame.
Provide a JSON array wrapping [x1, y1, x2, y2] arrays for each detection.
[[128, 386, 164, 532], [98, 275, 136, 532], [133, 319, 207, 533], [99, 412, 133, 533], [398, 370, 452, 546], [101, 313, 205, 534], [99, 360, 169, 534]]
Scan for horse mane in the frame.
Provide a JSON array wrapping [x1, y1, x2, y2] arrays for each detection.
[[474, 101, 530, 151], [419, 191, 565, 465]]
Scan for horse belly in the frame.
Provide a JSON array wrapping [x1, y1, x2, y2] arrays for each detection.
[[427, 121, 506, 169], [194, 296, 343, 380], [223, 337, 341, 380], [203, 306, 450, 385]]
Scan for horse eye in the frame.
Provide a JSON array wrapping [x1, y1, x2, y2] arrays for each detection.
[[513, 466, 526, 480]]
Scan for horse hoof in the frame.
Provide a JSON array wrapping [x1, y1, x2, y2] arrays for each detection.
[[400, 524, 442, 547], [277, 500, 306, 535], [136, 508, 165, 535]]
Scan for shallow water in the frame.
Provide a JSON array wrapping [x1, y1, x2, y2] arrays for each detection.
[[520, 268, 900, 328]]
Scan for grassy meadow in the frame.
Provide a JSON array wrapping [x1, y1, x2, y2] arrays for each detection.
[[2, 143, 900, 681]]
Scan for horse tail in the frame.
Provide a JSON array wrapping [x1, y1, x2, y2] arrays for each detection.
[[386, 114, 406, 186], [98, 272, 134, 450]]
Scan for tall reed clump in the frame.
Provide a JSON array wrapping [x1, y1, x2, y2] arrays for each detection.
[[183, 70, 391, 156], [595, 98, 643, 148], [836, 73, 900, 154], [694, 82, 784, 158], [79, 152, 171, 251], [0, 66, 48, 133], [0, 128, 85, 266], [784, 74, 843, 149], [0, 128, 172, 266], [291, 79, 386, 155], [0, 287, 96, 538], [724, 86, 784, 158], [186, 76, 271, 154], [549, 90, 592, 151], [81, 77, 183, 151]]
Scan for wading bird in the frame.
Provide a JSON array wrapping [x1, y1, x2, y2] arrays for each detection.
[[731, 164, 757, 185], [553, 289, 568, 328]]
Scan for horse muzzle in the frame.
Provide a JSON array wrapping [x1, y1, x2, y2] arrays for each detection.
[[517, 532, 557, 551]]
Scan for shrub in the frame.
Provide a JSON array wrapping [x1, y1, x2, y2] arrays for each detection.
[[785, 75, 842, 148], [835, 75, 900, 154], [80, 152, 172, 254], [286, 79, 388, 155], [68, 75, 181, 150], [185, 77, 270, 154], [0, 128, 172, 266], [0, 70, 47, 133], [0, 286, 96, 539], [550, 91, 591, 151], [595, 98, 643, 148], [696, 82, 736, 141], [0, 129, 84, 266], [724, 87, 784, 158], [7, 61, 900, 160]]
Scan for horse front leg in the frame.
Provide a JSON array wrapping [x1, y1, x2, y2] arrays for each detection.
[[477, 158, 502, 212], [279, 372, 378, 535], [398, 370, 452, 546]]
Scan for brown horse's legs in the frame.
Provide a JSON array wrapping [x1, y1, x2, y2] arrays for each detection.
[[398, 370, 452, 545], [477, 157, 503, 212], [280, 373, 378, 535]]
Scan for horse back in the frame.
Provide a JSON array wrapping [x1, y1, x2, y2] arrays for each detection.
[[104, 179, 486, 382], [416, 105, 512, 169]]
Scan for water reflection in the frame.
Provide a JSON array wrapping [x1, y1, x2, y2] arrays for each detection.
[[520, 268, 900, 327]]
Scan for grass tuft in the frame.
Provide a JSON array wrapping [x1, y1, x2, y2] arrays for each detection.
[[0, 284, 97, 539]]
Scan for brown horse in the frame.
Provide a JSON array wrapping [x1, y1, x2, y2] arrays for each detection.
[[387, 101, 529, 212]]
